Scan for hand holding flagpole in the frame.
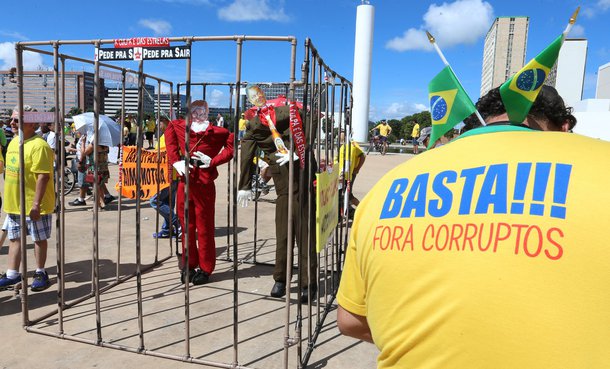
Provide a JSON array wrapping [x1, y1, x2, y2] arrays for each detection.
[[426, 31, 486, 127]]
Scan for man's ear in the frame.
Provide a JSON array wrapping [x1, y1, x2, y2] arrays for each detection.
[[560, 121, 570, 133]]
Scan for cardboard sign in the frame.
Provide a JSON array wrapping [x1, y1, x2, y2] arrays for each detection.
[[116, 146, 170, 200], [315, 164, 340, 252]]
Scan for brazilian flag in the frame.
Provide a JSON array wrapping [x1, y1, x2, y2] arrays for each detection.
[[500, 34, 563, 123], [428, 66, 476, 148]]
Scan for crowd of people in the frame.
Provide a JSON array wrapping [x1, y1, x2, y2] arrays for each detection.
[[1, 80, 606, 368]]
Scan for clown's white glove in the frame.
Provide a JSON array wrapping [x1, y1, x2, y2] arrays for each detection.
[[276, 151, 299, 166], [191, 151, 212, 168], [237, 190, 252, 208], [172, 161, 192, 176]]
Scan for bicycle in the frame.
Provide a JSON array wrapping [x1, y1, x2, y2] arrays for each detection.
[[366, 135, 383, 155], [61, 152, 77, 195]]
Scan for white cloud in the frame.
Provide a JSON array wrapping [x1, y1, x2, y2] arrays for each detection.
[[138, 19, 172, 36], [207, 89, 225, 107], [599, 0, 610, 10], [582, 0, 610, 18], [382, 102, 428, 120], [386, 0, 494, 52], [0, 42, 45, 70], [0, 30, 28, 41], [569, 24, 585, 37], [218, 0, 289, 22]]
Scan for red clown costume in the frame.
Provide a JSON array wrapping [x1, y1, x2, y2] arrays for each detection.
[[164, 100, 234, 284]]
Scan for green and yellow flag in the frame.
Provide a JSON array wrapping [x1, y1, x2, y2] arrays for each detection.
[[499, 34, 563, 123], [428, 66, 476, 148]]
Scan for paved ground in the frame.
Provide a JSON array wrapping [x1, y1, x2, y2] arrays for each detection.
[[0, 148, 413, 369]]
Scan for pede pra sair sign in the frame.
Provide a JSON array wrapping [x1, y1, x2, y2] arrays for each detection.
[[95, 45, 191, 61]]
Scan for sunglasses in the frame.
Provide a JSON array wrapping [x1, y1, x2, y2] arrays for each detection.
[[10, 118, 19, 123]]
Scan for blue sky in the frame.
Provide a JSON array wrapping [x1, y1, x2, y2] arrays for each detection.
[[1, 0, 609, 121]]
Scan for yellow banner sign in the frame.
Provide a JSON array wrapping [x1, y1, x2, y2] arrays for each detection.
[[115, 146, 170, 200], [316, 164, 340, 253]]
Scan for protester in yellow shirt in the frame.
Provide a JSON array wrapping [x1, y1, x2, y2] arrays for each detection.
[[337, 87, 607, 369], [238, 113, 247, 144], [145, 116, 156, 149], [149, 117, 181, 239], [0, 105, 55, 292], [370, 120, 392, 155], [338, 132, 366, 213], [411, 122, 420, 154]]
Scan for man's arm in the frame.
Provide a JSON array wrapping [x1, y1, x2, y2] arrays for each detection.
[[163, 120, 181, 166], [337, 305, 373, 343], [353, 152, 366, 175], [29, 173, 50, 221], [209, 132, 234, 168], [237, 132, 258, 190]]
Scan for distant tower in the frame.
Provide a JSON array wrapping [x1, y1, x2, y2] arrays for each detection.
[[352, 0, 375, 143], [596, 62, 610, 99], [545, 39, 588, 106], [480, 16, 529, 96]]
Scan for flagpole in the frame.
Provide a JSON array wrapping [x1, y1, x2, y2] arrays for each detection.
[[562, 7, 580, 38], [426, 31, 486, 127]]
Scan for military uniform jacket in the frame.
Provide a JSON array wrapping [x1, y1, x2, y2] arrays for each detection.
[[165, 118, 234, 185], [238, 105, 313, 190]]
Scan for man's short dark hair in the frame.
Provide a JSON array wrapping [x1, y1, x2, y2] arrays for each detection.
[[528, 85, 576, 130], [467, 85, 576, 131]]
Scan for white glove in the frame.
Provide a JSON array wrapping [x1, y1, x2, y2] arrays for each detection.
[[237, 190, 252, 208], [172, 161, 192, 176], [191, 151, 212, 168], [275, 151, 299, 166]]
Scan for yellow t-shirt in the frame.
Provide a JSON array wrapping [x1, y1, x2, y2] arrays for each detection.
[[374, 124, 391, 137], [338, 128, 610, 369], [411, 123, 420, 138], [338, 142, 364, 181], [238, 118, 247, 131], [4, 136, 56, 215], [146, 119, 156, 133]]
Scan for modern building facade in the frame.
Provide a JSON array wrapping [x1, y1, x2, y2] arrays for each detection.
[[545, 39, 588, 106], [0, 70, 103, 117], [103, 85, 156, 116], [480, 16, 529, 97], [597, 62, 610, 99]]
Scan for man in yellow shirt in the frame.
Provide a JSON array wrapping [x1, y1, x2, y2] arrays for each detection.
[[238, 112, 247, 144], [411, 121, 420, 154], [338, 132, 366, 212], [145, 116, 156, 149], [337, 88, 610, 368], [370, 120, 392, 155], [0, 105, 55, 292]]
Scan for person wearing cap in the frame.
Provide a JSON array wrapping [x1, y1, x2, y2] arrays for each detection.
[[417, 126, 432, 149], [0, 105, 55, 292], [337, 86, 610, 368], [238, 112, 247, 144], [165, 100, 234, 285]]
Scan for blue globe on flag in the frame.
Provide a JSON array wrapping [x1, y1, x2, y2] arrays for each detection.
[[516, 69, 546, 92], [430, 95, 448, 122]]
